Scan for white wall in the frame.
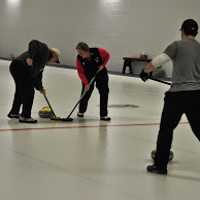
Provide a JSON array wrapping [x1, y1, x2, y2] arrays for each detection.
[[0, 0, 200, 73]]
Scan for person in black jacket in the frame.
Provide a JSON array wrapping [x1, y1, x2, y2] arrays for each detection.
[[8, 40, 51, 123]]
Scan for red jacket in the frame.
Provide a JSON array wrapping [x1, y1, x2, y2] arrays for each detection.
[[76, 48, 110, 86]]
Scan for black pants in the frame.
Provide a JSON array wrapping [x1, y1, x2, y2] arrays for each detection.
[[9, 60, 35, 118], [155, 91, 200, 168], [79, 69, 109, 117]]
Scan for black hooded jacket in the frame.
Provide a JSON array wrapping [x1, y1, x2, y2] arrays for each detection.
[[15, 40, 49, 90]]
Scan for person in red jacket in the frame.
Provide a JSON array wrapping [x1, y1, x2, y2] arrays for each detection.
[[76, 42, 111, 121]]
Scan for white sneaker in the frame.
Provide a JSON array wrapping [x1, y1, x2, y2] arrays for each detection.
[[100, 116, 111, 121], [19, 116, 38, 124], [77, 113, 84, 118]]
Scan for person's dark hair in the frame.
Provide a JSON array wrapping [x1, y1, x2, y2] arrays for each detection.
[[76, 42, 90, 51], [181, 19, 198, 37], [28, 40, 49, 63]]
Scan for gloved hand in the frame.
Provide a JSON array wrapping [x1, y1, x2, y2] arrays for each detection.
[[40, 88, 46, 96], [84, 84, 90, 92], [99, 65, 105, 71], [140, 70, 152, 82]]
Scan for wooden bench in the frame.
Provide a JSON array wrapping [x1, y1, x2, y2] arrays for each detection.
[[122, 57, 152, 74]]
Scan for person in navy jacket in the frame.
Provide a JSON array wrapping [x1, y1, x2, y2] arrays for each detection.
[[76, 42, 111, 121]]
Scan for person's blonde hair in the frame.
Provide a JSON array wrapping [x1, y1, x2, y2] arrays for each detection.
[[50, 48, 61, 56]]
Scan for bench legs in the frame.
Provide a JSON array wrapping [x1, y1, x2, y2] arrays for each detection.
[[122, 60, 133, 74]]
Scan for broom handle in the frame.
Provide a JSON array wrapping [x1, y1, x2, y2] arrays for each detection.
[[150, 77, 172, 86], [66, 69, 102, 119], [43, 94, 57, 117]]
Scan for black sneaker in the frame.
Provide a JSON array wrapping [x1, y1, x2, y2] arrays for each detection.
[[77, 113, 84, 118], [19, 116, 38, 124], [8, 113, 20, 119], [100, 116, 111, 121], [147, 164, 168, 175]]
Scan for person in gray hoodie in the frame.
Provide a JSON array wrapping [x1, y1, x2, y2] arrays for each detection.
[[140, 19, 200, 175]]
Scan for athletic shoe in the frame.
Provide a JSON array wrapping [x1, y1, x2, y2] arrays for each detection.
[[19, 116, 38, 124], [8, 113, 20, 119], [147, 165, 168, 175], [100, 116, 111, 121], [77, 113, 84, 118]]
